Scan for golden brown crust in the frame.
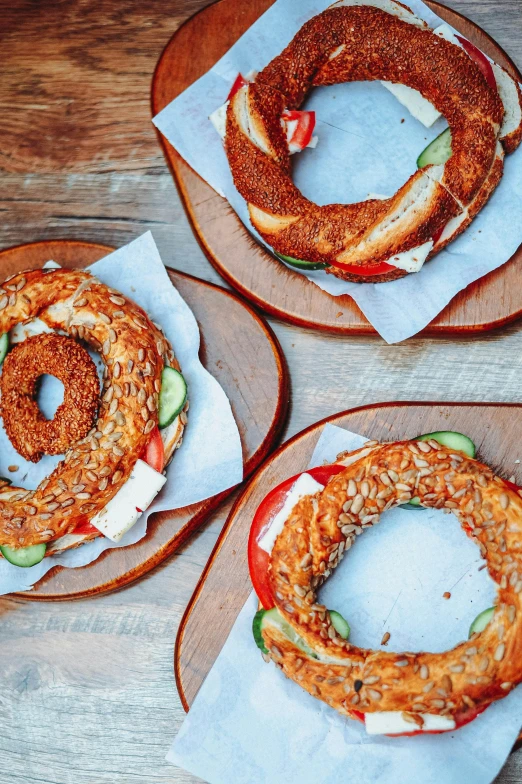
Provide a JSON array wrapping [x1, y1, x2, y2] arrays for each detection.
[[225, 3, 505, 282], [0, 268, 183, 549], [0, 333, 100, 462], [261, 439, 522, 723]]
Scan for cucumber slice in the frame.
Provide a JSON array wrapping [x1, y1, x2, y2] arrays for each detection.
[[469, 607, 495, 638], [254, 607, 318, 658], [405, 430, 476, 508], [329, 610, 350, 640], [0, 333, 8, 364], [158, 367, 187, 429], [417, 128, 452, 169], [417, 431, 476, 459], [253, 609, 269, 653], [274, 251, 330, 271], [0, 543, 47, 567]]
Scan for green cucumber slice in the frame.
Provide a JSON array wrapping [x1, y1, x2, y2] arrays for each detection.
[[329, 610, 350, 640], [158, 367, 187, 429], [254, 607, 350, 654], [0, 543, 47, 567], [469, 607, 495, 638], [417, 431, 476, 459], [417, 128, 452, 169], [254, 607, 318, 658], [253, 609, 269, 653], [405, 430, 476, 508], [274, 251, 330, 271], [0, 333, 8, 364]]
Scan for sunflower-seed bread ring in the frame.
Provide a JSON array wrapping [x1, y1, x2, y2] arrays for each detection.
[[225, 1, 507, 283], [0, 333, 100, 463], [0, 268, 183, 549], [262, 439, 522, 724]]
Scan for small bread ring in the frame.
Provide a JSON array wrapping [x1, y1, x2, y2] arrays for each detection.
[[0, 268, 182, 549], [262, 439, 522, 723], [0, 333, 100, 463], [225, 2, 505, 282]]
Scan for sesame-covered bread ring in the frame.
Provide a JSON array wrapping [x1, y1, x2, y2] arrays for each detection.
[[262, 439, 522, 723], [0, 333, 100, 463], [225, 1, 506, 283], [0, 268, 182, 549]]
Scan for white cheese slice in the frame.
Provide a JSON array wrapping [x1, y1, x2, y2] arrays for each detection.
[[209, 101, 229, 140], [365, 711, 456, 735], [386, 240, 433, 273], [257, 473, 325, 554], [89, 459, 166, 542], [380, 82, 441, 127]]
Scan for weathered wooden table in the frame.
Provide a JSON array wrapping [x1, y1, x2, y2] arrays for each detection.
[[1, 1, 522, 782]]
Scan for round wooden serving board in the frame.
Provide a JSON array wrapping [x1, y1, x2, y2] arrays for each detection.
[[175, 401, 522, 717], [0, 240, 289, 600], [152, 0, 522, 336]]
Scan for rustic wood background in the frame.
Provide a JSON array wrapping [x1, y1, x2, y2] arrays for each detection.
[[1, 1, 522, 783]]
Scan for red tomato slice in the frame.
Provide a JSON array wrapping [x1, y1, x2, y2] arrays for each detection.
[[504, 478, 521, 493], [329, 259, 397, 276], [432, 224, 445, 245], [248, 464, 346, 609], [282, 110, 316, 150], [72, 519, 99, 536], [142, 426, 165, 473], [455, 36, 497, 92], [227, 73, 248, 101]]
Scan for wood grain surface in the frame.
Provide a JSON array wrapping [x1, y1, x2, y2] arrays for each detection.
[[2, 1, 522, 783], [176, 402, 522, 714], [152, 0, 522, 335], [0, 240, 288, 600]]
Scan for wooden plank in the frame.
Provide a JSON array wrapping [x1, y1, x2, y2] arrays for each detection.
[[152, 0, 522, 335], [0, 240, 288, 598]]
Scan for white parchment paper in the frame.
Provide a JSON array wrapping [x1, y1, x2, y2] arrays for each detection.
[[167, 424, 522, 784], [153, 0, 522, 344], [0, 232, 243, 593]]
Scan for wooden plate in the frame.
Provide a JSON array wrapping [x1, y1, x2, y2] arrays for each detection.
[[152, 0, 522, 336], [175, 401, 522, 712], [0, 240, 289, 600]]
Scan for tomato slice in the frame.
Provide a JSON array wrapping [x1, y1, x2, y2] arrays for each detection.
[[455, 36, 497, 92], [282, 110, 316, 150], [432, 224, 445, 245], [504, 478, 521, 493], [329, 259, 397, 276], [142, 425, 165, 473], [227, 73, 248, 101], [72, 519, 99, 536], [248, 465, 346, 609]]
